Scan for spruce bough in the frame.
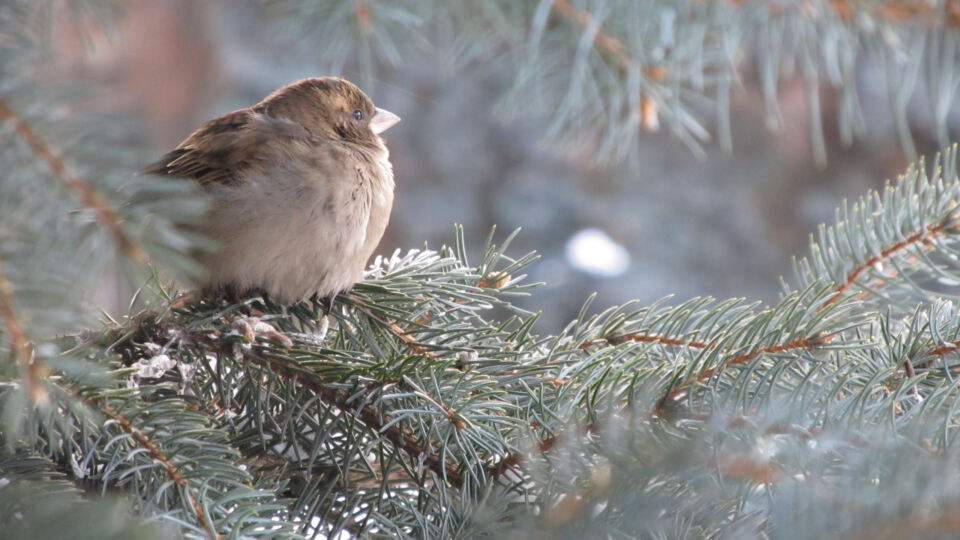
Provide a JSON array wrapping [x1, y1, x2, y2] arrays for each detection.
[[7, 147, 960, 536]]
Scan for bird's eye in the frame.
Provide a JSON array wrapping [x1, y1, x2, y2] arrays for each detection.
[[352, 109, 364, 121]]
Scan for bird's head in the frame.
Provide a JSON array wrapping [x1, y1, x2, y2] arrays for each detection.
[[256, 77, 400, 145]]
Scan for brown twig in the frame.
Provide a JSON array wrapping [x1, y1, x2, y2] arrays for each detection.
[[880, 0, 960, 28], [831, 0, 855, 19], [714, 456, 781, 484], [388, 320, 443, 362], [579, 332, 711, 350], [655, 335, 831, 414], [389, 369, 466, 430], [0, 98, 146, 262], [354, 0, 370, 25], [791, 0, 960, 27], [490, 422, 597, 477], [95, 400, 221, 539], [823, 222, 958, 308], [902, 357, 920, 399], [929, 340, 960, 359], [577, 329, 830, 415], [492, 413, 790, 484], [911, 338, 960, 369], [384, 271, 512, 365], [420, 387, 467, 430], [551, 0, 632, 72], [0, 254, 40, 402]]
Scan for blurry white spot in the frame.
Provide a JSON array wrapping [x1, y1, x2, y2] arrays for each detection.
[[70, 451, 88, 479], [309, 515, 322, 531], [457, 350, 479, 365], [0, 477, 9, 489], [135, 354, 176, 378], [36, 343, 59, 357], [752, 436, 777, 462], [565, 228, 631, 277], [178, 362, 196, 383], [315, 315, 330, 341]]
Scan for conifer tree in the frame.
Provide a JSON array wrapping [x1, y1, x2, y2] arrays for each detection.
[[3, 1, 960, 538]]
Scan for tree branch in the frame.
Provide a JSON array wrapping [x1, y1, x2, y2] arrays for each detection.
[[579, 332, 711, 350], [550, 0, 666, 130], [0, 98, 146, 262], [655, 335, 832, 414], [93, 399, 221, 539], [0, 254, 39, 403], [244, 351, 465, 489], [823, 221, 960, 308]]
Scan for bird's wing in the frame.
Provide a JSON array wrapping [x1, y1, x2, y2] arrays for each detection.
[[140, 109, 313, 186]]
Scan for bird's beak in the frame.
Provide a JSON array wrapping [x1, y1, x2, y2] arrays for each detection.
[[370, 107, 400, 134]]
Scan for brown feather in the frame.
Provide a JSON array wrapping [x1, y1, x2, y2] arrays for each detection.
[[140, 109, 313, 186]]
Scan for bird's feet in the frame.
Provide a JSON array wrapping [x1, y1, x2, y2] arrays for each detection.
[[231, 317, 293, 348]]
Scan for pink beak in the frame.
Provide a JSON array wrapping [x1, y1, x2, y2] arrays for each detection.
[[370, 107, 400, 134]]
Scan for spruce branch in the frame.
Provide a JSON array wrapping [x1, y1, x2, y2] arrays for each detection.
[[78, 387, 298, 538], [91, 399, 221, 539], [274, 0, 960, 163], [655, 333, 835, 414], [240, 347, 465, 488], [0, 254, 38, 404], [14, 192, 960, 536], [0, 451, 162, 540], [0, 98, 146, 263], [792, 144, 960, 312], [549, 0, 667, 132], [823, 220, 960, 308]]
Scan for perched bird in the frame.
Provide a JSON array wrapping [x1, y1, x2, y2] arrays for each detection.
[[142, 77, 400, 304]]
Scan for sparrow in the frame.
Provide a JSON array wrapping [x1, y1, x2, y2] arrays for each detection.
[[142, 77, 400, 305]]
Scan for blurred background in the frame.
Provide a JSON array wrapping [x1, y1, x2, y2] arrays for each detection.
[[48, 0, 953, 331]]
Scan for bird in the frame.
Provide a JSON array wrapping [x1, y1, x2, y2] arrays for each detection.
[[142, 77, 400, 305]]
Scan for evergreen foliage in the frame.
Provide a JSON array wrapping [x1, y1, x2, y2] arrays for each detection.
[[3, 1, 960, 538], [274, 0, 960, 164]]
